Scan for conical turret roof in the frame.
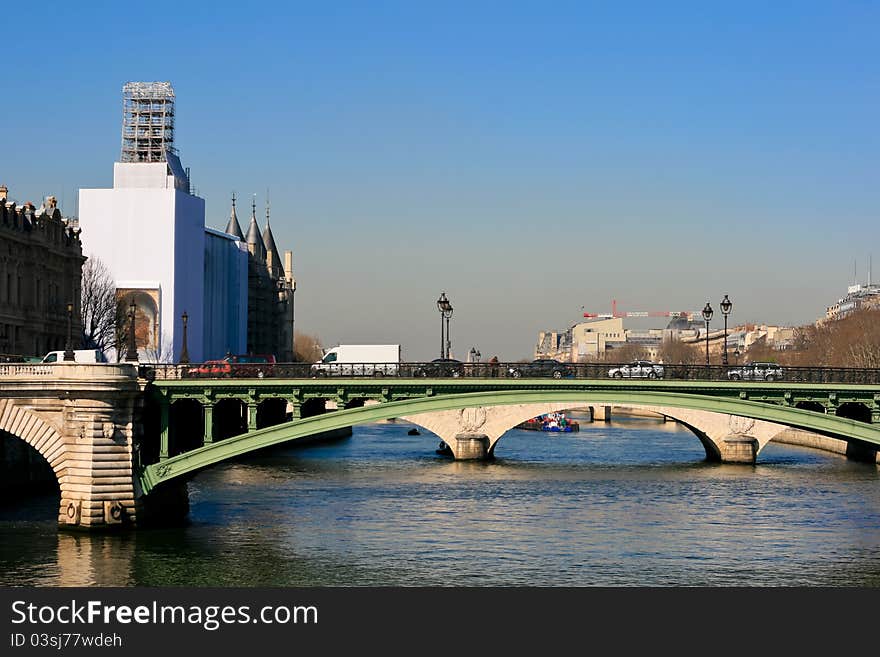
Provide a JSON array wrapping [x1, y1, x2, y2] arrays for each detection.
[[262, 204, 283, 278], [245, 197, 266, 261], [224, 193, 244, 239]]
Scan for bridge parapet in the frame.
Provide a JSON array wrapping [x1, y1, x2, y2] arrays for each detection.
[[0, 363, 138, 380]]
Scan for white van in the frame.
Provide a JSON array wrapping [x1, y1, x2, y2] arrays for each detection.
[[41, 349, 108, 364]]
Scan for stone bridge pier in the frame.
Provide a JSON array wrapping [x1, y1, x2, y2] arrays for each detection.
[[404, 403, 791, 464], [0, 363, 141, 529]]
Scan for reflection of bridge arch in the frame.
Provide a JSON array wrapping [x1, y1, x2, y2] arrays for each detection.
[[140, 389, 880, 494]]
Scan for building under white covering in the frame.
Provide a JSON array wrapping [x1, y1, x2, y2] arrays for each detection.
[[78, 82, 248, 362]]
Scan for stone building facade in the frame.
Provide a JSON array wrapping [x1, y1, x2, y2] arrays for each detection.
[[224, 196, 295, 361], [0, 186, 84, 358]]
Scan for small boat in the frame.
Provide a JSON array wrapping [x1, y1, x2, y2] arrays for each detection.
[[436, 441, 453, 455], [516, 412, 580, 433]]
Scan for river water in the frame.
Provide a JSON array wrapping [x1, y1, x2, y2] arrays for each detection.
[[3, 415, 880, 587]]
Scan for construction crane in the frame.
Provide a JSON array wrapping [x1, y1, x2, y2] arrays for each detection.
[[582, 299, 702, 321]]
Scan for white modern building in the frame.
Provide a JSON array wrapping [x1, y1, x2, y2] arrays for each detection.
[[78, 82, 248, 362]]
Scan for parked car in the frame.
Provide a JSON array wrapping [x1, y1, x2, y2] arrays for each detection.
[[508, 359, 573, 379], [607, 360, 665, 379], [413, 358, 464, 377], [727, 362, 784, 382], [186, 354, 276, 378], [226, 353, 276, 378], [186, 359, 231, 378]]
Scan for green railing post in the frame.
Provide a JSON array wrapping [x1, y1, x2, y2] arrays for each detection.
[[248, 403, 258, 431], [203, 401, 214, 444]]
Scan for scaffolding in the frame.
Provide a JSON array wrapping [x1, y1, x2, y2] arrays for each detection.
[[121, 81, 177, 163]]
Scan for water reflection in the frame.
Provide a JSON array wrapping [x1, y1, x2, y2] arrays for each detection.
[[2, 418, 880, 586]]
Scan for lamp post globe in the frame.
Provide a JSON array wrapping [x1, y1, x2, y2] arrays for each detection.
[[701, 302, 713, 367], [720, 294, 733, 366]]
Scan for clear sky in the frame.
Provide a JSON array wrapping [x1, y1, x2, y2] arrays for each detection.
[[3, 1, 878, 360]]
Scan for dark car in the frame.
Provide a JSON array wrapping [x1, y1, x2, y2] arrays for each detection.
[[508, 358, 572, 379], [414, 358, 464, 378]]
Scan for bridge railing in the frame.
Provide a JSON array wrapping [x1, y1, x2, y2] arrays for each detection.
[[138, 361, 880, 384]]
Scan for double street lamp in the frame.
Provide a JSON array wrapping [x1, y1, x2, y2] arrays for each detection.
[[437, 292, 453, 359], [701, 302, 713, 367]]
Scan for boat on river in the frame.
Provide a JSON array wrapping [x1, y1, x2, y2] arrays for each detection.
[[516, 412, 579, 433]]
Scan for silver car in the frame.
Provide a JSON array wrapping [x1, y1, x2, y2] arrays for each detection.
[[727, 362, 784, 382], [608, 360, 665, 379]]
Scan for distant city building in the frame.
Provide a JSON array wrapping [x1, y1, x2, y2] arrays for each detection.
[[824, 282, 880, 322], [79, 81, 248, 361], [0, 187, 84, 357], [534, 315, 781, 363], [536, 317, 627, 361]]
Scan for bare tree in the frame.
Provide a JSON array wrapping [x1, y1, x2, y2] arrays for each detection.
[[658, 338, 701, 365], [80, 256, 117, 356], [607, 342, 650, 363], [294, 331, 324, 362]]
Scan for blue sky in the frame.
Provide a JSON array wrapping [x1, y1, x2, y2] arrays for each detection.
[[3, 1, 878, 359]]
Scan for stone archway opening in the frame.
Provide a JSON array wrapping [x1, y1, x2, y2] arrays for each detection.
[[0, 429, 59, 505], [256, 398, 288, 429], [836, 402, 872, 424], [214, 399, 247, 439], [300, 398, 328, 419], [796, 401, 826, 414], [169, 399, 204, 456]]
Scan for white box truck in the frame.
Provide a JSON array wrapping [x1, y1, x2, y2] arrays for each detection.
[[311, 344, 401, 377]]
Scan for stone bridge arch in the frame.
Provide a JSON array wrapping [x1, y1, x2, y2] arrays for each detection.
[[402, 402, 789, 463], [0, 399, 64, 476]]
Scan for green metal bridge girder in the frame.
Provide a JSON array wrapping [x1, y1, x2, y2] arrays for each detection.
[[139, 379, 880, 494]]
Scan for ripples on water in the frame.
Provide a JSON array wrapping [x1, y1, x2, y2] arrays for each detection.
[[2, 416, 880, 586]]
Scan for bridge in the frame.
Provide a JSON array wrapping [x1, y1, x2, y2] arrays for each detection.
[[1, 362, 879, 530]]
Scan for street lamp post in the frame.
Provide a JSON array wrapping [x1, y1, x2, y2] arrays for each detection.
[[436, 292, 453, 359], [701, 301, 713, 368], [720, 294, 732, 366], [63, 302, 75, 362], [180, 311, 190, 364], [125, 301, 138, 362]]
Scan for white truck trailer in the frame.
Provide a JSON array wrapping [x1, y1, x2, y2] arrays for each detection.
[[311, 344, 401, 377]]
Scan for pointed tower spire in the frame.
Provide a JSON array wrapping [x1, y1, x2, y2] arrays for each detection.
[[225, 192, 244, 239], [245, 194, 266, 261], [262, 193, 283, 279]]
